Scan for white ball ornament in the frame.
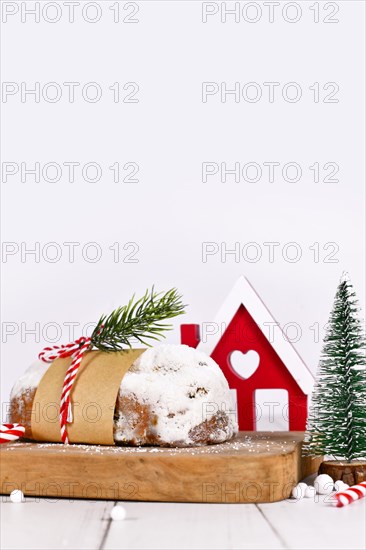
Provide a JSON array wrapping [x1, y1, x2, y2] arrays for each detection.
[[314, 474, 334, 495], [291, 482, 307, 499], [334, 480, 343, 491], [304, 485, 316, 498], [110, 505, 127, 521], [10, 489, 24, 503]]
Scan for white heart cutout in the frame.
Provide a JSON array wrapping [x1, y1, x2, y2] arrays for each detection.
[[230, 350, 260, 380]]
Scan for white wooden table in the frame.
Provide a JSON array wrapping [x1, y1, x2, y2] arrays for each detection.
[[1, 475, 365, 550]]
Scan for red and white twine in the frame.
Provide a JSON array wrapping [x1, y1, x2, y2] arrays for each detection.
[[335, 481, 366, 507], [39, 336, 92, 444]]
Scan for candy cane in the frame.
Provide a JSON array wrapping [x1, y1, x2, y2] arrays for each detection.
[[0, 423, 25, 444], [335, 481, 366, 507], [39, 336, 92, 444]]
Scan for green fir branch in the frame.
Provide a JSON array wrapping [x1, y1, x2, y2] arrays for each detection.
[[90, 287, 186, 352]]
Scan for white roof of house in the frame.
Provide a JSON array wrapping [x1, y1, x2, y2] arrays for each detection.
[[196, 276, 314, 395]]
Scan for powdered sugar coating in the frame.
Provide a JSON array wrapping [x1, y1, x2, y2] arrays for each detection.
[[10, 359, 50, 399], [115, 344, 238, 445]]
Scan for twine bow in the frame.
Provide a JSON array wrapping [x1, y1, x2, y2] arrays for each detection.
[[39, 336, 92, 443]]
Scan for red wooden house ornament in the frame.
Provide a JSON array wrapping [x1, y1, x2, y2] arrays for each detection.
[[181, 277, 314, 431]]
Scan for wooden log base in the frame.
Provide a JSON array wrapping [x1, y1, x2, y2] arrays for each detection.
[[318, 460, 366, 486], [0, 432, 322, 503]]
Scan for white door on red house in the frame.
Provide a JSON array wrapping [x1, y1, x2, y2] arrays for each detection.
[[254, 389, 289, 431]]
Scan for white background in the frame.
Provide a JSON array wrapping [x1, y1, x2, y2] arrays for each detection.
[[1, 0, 365, 410]]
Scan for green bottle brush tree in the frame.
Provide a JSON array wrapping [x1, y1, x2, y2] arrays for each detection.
[[303, 274, 366, 484]]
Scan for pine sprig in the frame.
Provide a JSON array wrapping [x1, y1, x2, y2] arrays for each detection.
[[90, 288, 186, 352]]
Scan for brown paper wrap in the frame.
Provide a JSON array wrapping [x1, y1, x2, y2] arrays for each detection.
[[31, 349, 145, 445]]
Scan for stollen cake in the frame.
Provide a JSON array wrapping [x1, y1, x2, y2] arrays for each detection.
[[9, 344, 238, 446]]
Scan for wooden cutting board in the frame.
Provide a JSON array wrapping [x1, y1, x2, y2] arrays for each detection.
[[0, 432, 321, 503]]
